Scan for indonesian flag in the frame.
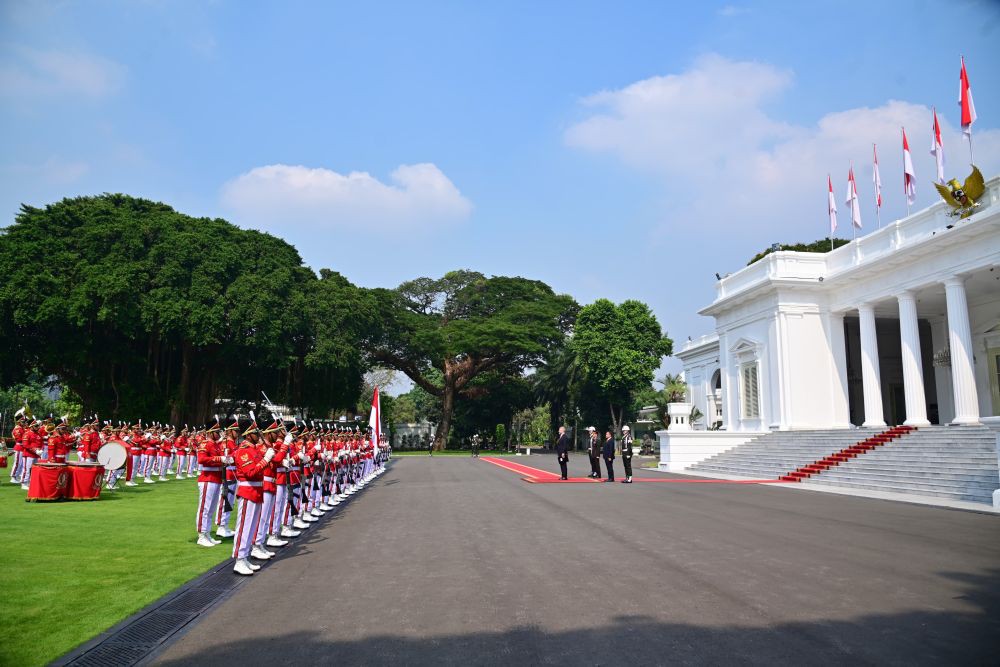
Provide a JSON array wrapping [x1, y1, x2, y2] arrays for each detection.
[[930, 107, 945, 184], [846, 166, 862, 229], [959, 56, 976, 137], [902, 128, 917, 206], [872, 144, 882, 212], [828, 174, 838, 235], [369, 386, 381, 455]]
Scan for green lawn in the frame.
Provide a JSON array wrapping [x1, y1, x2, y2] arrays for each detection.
[[0, 472, 230, 666]]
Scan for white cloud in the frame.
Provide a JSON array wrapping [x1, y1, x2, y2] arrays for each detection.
[[565, 54, 1000, 239], [0, 46, 126, 100], [220, 163, 473, 234]]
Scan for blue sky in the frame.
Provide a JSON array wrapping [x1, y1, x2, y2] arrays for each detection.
[[2, 0, 999, 384]]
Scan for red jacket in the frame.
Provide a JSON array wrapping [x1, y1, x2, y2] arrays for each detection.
[[197, 438, 226, 483], [257, 441, 286, 494], [222, 438, 238, 481], [129, 433, 145, 455], [21, 429, 42, 459], [12, 425, 23, 452], [46, 432, 71, 463], [158, 437, 173, 457], [234, 443, 268, 503]]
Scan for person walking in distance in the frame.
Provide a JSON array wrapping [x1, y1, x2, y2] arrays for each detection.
[[470, 433, 480, 458], [586, 426, 601, 478], [620, 425, 634, 483], [602, 430, 615, 482], [555, 426, 570, 480]]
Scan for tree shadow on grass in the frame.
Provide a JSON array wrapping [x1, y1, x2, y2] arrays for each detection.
[[154, 568, 1000, 666]]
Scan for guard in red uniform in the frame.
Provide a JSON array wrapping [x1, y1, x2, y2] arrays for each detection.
[[126, 424, 144, 486], [216, 421, 239, 538], [157, 427, 174, 481], [232, 420, 275, 576], [20, 420, 43, 490], [174, 428, 190, 479], [9, 417, 26, 484], [45, 422, 73, 464], [254, 421, 288, 551], [196, 419, 226, 547]]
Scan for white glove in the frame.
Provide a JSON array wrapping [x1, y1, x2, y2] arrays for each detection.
[[225, 456, 234, 465], [264, 448, 275, 462], [124, 436, 131, 442], [284, 433, 293, 445], [298, 451, 307, 462], [312, 444, 322, 452]]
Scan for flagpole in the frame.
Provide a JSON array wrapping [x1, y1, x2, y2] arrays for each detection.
[[873, 143, 881, 229], [903, 128, 910, 217], [968, 127, 975, 166]]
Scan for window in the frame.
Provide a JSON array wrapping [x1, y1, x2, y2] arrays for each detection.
[[741, 362, 760, 419]]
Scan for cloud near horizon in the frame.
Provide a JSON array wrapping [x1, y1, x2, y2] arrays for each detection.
[[220, 163, 473, 235], [566, 54, 1000, 239]]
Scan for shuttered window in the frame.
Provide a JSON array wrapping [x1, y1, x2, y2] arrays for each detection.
[[741, 362, 760, 419]]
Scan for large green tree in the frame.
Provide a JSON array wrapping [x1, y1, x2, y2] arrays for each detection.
[[363, 270, 576, 450], [0, 195, 367, 424], [571, 299, 673, 433]]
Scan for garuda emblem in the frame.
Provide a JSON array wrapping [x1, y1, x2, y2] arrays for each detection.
[[934, 165, 985, 219]]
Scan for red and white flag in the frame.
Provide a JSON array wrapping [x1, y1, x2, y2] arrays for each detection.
[[828, 175, 838, 235], [902, 128, 917, 206], [872, 143, 882, 215], [846, 166, 862, 229], [369, 386, 381, 455], [930, 107, 945, 184], [959, 56, 977, 137]]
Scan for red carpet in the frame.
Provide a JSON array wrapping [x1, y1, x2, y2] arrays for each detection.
[[480, 457, 782, 484]]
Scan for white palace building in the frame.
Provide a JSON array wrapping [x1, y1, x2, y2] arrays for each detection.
[[660, 174, 1000, 505]]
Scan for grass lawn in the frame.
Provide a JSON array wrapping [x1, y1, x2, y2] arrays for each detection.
[[0, 471, 229, 666]]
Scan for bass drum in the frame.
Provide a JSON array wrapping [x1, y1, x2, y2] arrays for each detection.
[[97, 440, 128, 470]]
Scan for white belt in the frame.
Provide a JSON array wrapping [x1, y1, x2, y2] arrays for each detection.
[[263, 476, 276, 483], [200, 466, 222, 471], [226, 466, 236, 471], [276, 467, 287, 472], [238, 481, 262, 488], [288, 466, 301, 471]]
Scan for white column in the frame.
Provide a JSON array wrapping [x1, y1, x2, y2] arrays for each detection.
[[858, 304, 886, 428], [897, 291, 930, 426], [828, 312, 850, 427], [944, 277, 981, 425]]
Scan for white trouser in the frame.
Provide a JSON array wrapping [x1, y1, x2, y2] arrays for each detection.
[[21, 457, 35, 486], [232, 497, 261, 560], [129, 454, 141, 480], [10, 450, 23, 481], [176, 454, 187, 474], [272, 484, 288, 531], [254, 491, 275, 544], [196, 481, 222, 533]]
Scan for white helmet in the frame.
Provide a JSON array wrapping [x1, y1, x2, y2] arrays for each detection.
[[622, 425, 631, 432]]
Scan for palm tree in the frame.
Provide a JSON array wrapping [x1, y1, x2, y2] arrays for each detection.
[[533, 346, 580, 441]]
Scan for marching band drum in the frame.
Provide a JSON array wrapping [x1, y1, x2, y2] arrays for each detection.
[[26, 462, 70, 501]]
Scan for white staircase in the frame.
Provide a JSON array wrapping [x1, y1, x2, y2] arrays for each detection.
[[804, 425, 999, 504], [688, 429, 881, 480]]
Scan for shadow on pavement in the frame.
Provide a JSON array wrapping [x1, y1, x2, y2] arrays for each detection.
[[155, 568, 1000, 666]]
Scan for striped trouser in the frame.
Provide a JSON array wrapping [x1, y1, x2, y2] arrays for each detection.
[[21, 457, 35, 486], [10, 450, 23, 481], [196, 482, 222, 533], [187, 456, 196, 475], [217, 479, 235, 529], [254, 492, 275, 544], [232, 498, 261, 560], [175, 455, 186, 475], [272, 484, 288, 532], [128, 455, 140, 480]]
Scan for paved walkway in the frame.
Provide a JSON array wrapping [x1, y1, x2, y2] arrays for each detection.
[[151, 455, 1000, 665]]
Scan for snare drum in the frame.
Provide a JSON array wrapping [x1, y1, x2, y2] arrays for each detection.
[[26, 462, 69, 501]]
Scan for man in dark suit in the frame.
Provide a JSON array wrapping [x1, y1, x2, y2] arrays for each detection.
[[602, 430, 615, 482], [555, 426, 570, 480], [586, 426, 601, 478]]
